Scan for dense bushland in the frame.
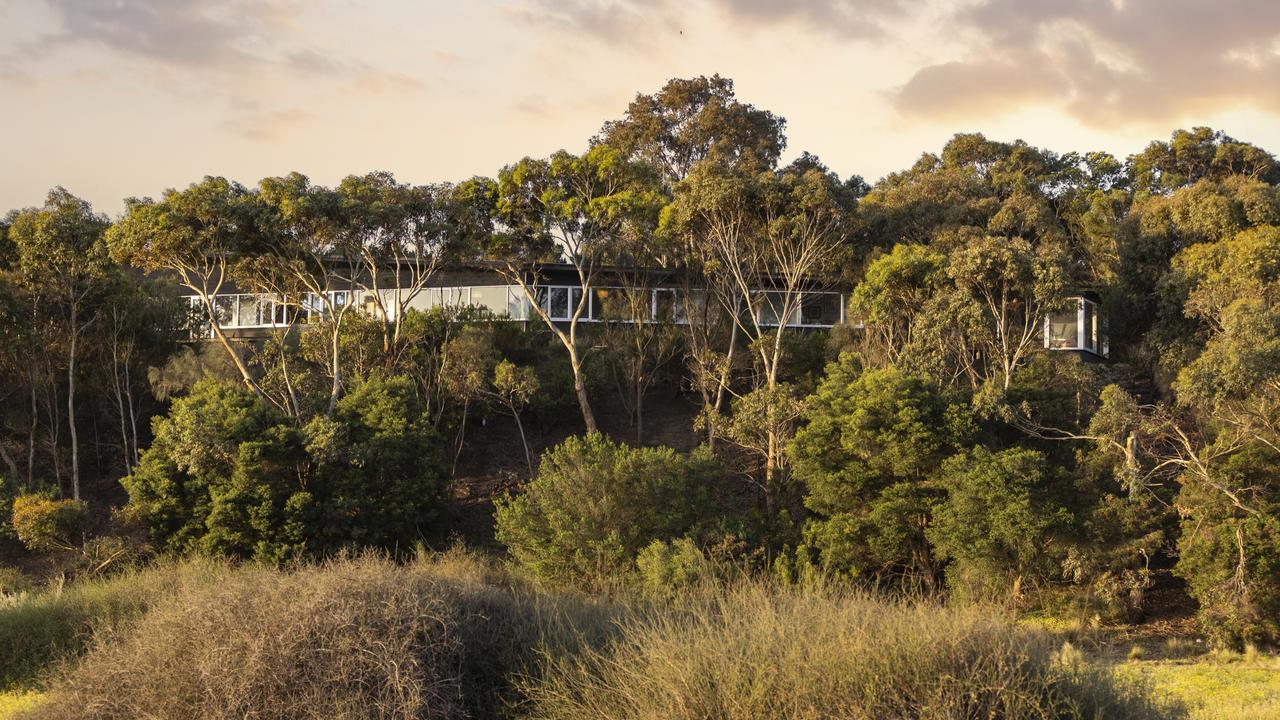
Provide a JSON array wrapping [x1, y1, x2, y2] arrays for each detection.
[[4, 553, 1171, 720], [2, 75, 1280, 651]]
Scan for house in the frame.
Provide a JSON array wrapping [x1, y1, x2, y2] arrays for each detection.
[[182, 263, 1108, 362], [182, 262, 848, 339], [1043, 292, 1108, 359]]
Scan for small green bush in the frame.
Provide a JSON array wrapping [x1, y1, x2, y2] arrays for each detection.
[[636, 537, 711, 597], [495, 433, 724, 588], [10, 496, 87, 552]]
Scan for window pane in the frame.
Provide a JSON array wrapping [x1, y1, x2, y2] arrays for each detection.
[[569, 287, 584, 317], [470, 286, 510, 317], [549, 287, 569, 319], [758, 291, 798, 326], [1082, 302, 1096, 352], [591, 288, 613, 320], [800, 293, 841, 326], [1047, 307, 1078, 348], [213, 295, 234, 326], [654, 289, 677, 322]]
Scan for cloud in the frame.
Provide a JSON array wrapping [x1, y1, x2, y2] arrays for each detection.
[[709, 0, 914, 39], [892, 0, 1280, 127], [4, 0, 425, 138], [499, 0, 676, 43], [30, 0, 289, 67], [501, 0, 914, 43], [223, 107, 315, 142]]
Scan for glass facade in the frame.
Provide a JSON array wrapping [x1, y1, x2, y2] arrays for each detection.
[[186, 285, 848, 336], [1044, 297, 1106, 357]]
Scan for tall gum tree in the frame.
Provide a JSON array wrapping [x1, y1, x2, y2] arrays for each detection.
[[107, 178, 269, 404], [9, 189, 110, 501], [666, 155, 854, 513], [597, 75, 791, 441], [484, 146, 664, 434]]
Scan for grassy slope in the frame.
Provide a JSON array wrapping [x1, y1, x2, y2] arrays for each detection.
[[0, 692, 44, 720], [1118, 657, 1280, 720], [1, 553, 1171, 720]]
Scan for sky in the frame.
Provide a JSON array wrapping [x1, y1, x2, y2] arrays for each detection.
[[4, 0, 1280, 215]]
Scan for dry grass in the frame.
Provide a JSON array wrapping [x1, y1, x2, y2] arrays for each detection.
[[8, 552, 1173, 720], [521, 582, 1174, 720], [0, 557, 226, 689], [18, 550, 620, 720]]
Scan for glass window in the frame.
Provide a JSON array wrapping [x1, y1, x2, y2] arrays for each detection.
[[799, 293, 841, 326], [590, 288, 614, 320], [507, 287, 529, 320], [569, 287, 584, 318], [1047, 301, 1080, 349], [544, 287, 569, 319], [654, 289, 678, 322], [1082, 301, 1096, 352], [233, 295, 254, 327], [213, 295, 234, 327], [470, 286, 510, 317], [757, 291, 799, 326]]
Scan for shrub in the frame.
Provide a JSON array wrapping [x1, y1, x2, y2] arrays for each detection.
[[10, 496, 87, 552], [495, 433, 723, 588], [0, 566, 34, 597], [520, 581, 1170, 720], [636, 537, 712, 597], [23, 553, 621, 720], [928, 447, 1074, 603], [123, 377, 447, 560], [1174, 445, 1280, 648], [791, 361, 970, 586]]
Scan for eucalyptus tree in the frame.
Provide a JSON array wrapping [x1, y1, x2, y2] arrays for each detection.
[[252, 173, 354, 416], [107, 177, 269, 403], [8, 189, 111, 500], [332, 173, 453, 360], [666, 155, 853, 509], [486, 146, 665, 433], [595, 74, 787, 192]]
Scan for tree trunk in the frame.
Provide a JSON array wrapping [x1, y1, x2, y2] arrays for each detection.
[[0, 441, 17, 484], [635, 376, 644, 446], [511, 404, 533, 476], [452, 398, 469, 477], [124, 360, 139, 466], [209, 319, 265, 401], [568, 346, 597, 434], [27, 376, 37, 490], [110, 331, 131, 474], [68, 302, 80, 501]]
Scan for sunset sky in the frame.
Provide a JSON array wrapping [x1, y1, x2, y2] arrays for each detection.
[[4, 0, 1280, 214]]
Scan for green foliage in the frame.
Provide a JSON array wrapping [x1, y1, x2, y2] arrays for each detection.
[[1174, 446, 1280, 648], [124, 377, 446, 560], [635, 537, 712, 597], [928, 447, 1074, 603], [793, 360, 969, 585], [495, 434, 723, 587], [10, 495, 87, 552]]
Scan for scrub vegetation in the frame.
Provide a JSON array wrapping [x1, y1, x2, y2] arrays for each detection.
[[3, 75, 1280, 715]]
